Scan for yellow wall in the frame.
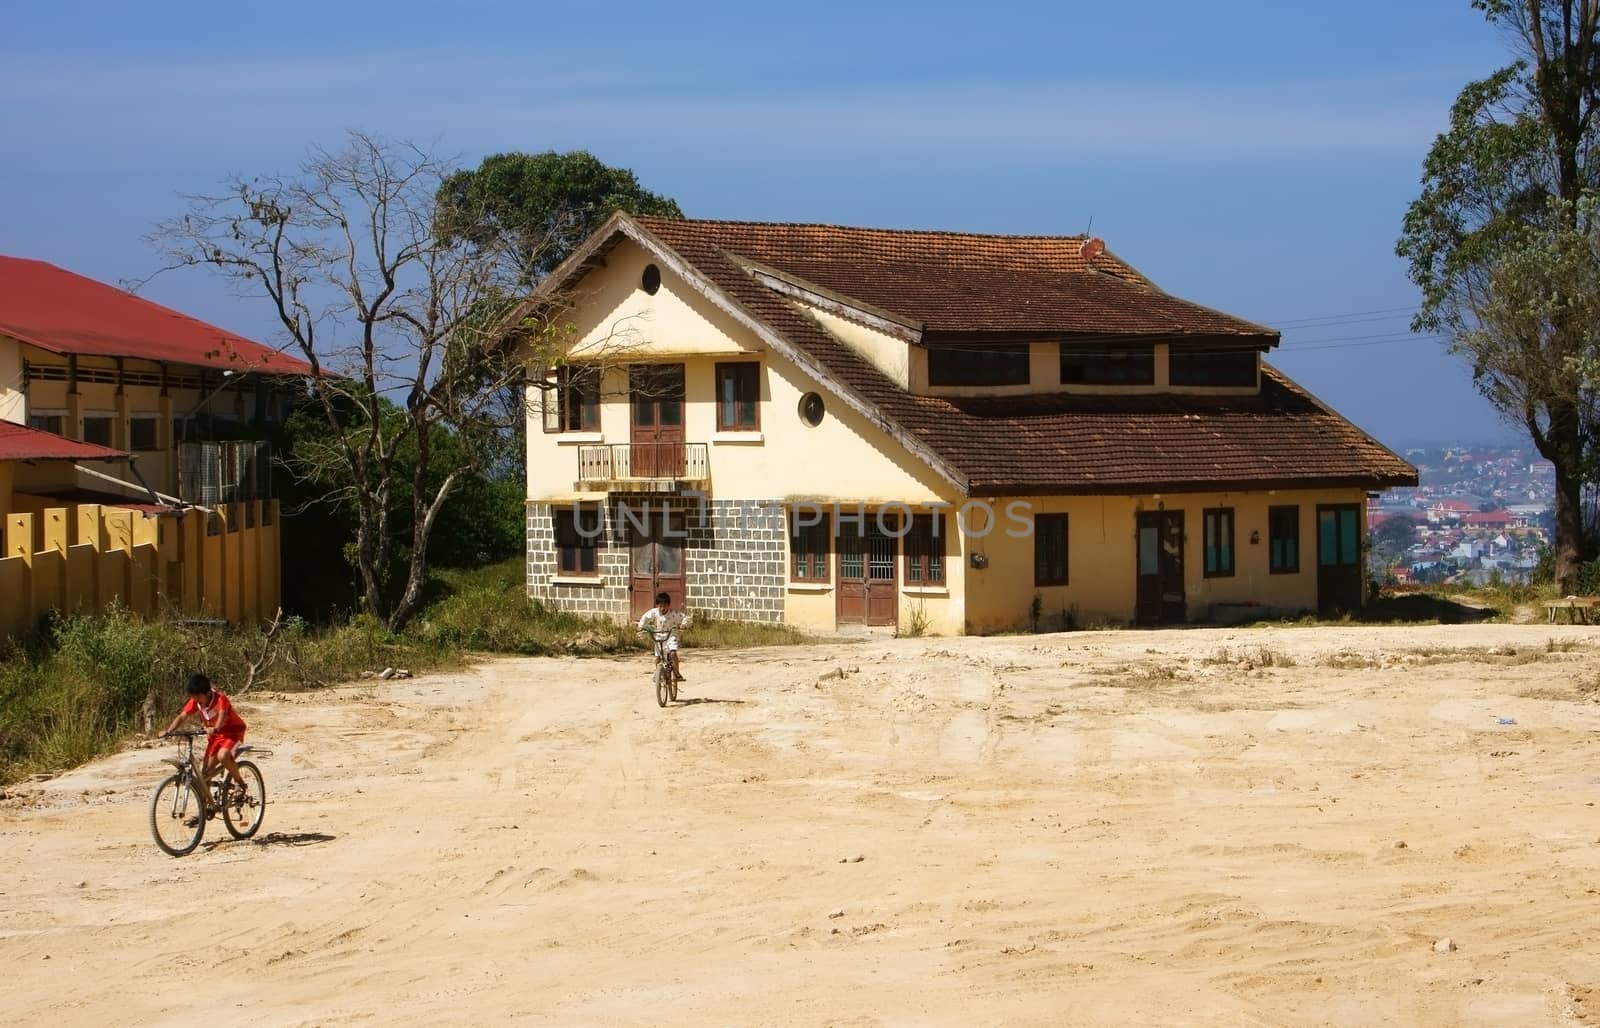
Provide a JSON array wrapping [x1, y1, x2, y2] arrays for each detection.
[[526, 238, 1370, 637], [800, 304, 911, 390], [0, 462, 13, 515], [526, 239, 956, 505], [10, 344, 271, 497], [961, 487, 1367, 633], [0, 500, 282, 639]]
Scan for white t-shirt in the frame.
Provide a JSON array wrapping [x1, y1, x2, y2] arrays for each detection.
[[638, 608, 689, 639]]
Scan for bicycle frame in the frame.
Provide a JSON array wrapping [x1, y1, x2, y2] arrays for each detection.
[[649, 629, 676, 707], [151, 729, 273, 856]]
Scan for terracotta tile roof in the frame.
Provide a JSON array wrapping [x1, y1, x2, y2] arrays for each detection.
[[636, 217, 1275, 339], [0, 421, 125, 462], [542, 215, 1416, 495], [0, 256, 314, 375]]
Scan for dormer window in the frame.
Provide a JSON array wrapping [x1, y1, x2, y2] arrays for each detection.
[[927, 342, 1029, 386], [1060, 344, 1154, 386], [1169, 347, 1258, 387]]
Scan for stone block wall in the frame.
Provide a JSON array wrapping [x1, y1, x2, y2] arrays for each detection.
[[527, 495, 788, 624]]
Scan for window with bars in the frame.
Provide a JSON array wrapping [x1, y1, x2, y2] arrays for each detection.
[[905, 513, 946, 586], [1204, 507, 1235, 577], [554, 507, 601, 576], [789, 511, 830, 582], [1034, 514, 1068, 586]]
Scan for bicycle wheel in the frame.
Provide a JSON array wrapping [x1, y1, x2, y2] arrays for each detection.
[[668, 668, 678, 703], [222, 761, 266, 840], [654, 663, 670, 707], [149, 773, 206, 857]]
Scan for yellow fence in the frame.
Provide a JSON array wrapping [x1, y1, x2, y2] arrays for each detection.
[[0, 500, 281, 639]]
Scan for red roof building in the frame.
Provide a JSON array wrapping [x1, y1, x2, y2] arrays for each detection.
[[2, 255, 312, 509], [1463, 509, 1513, 530], [0, 256, 311, 374], [0, 420, 125, 462]]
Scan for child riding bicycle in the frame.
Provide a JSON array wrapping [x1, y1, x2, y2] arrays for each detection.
[[638, 591, 690, 683], [160, 673, 249, 820]]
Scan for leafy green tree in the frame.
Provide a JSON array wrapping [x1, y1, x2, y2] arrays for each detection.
[[1397, 0, 1600, 593], [435, 150, 684, 490], [435, 150, 683, 285]]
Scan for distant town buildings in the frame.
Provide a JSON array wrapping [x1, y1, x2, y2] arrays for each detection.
[[1376, 446, 1552, 585]]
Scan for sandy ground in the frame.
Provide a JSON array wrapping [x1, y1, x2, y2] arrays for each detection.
[[2, 623, 1599, 1027]]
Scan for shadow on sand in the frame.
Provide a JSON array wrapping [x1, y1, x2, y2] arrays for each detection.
[[203, 830, 337, 852]]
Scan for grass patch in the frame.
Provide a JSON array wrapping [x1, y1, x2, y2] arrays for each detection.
[[1, 558, 813, 786], [1202, 646, 1296, 668], [407, 560, 811, 655]]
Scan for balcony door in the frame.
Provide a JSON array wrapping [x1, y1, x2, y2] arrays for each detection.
[[630, 364, 685, 478]]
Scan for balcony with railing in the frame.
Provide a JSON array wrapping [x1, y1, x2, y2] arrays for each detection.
[[576, 443, 710, 491]]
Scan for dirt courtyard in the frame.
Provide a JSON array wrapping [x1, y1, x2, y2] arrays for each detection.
[[2, 623, 1598, 1026]]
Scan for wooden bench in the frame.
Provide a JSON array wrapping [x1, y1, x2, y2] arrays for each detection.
[[1545, 596, 1600, 623]]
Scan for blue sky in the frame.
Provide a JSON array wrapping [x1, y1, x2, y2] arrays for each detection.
[[0, 0, 1518, 448]]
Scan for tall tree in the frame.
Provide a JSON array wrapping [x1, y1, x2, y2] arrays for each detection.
[[152, 133, 561, 630], [435, 150, 684, 466], [1397, 0, 1600, 593], [435, 150, 683, 286]]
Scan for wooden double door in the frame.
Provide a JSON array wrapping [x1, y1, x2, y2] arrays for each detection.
[[630, 365, 685, 478], [837, 516, 898, 626], [629, 509, 685, 619]]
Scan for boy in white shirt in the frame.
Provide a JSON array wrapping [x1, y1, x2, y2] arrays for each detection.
[[638, 591, 689, 683]]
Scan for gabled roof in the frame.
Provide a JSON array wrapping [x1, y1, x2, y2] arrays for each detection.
[[0, 421, 125, 462], [525, 214, 1416, 496], [636, 217, 1277, 341], [0, 256, 314, 375]]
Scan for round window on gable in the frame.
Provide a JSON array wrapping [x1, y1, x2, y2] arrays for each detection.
[[641, 263, 662, 295], [799, 392, 825, 427]]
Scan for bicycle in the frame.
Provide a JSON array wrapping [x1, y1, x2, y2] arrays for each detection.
[[649, 629, 678, 707], [148, 729, 271, 857]]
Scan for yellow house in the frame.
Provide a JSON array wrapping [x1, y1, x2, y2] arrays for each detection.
[[517, 215, 1416, 634]]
